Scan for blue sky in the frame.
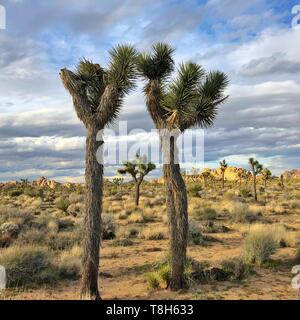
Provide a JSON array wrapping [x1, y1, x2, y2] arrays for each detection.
[[0, 0, 300, 182]]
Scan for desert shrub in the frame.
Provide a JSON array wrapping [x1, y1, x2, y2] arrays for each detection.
[[146, 257, 203, 290], [8, 189, 23, 197], [193, 207, 217, 221], [188, 219, 205, 245], [124, 227, 139, 239], [23, 187, 44, 199], [141, 227, 167, 240], [68, 193, 84, 204], [242, 224, 295, 248], [56, 197, 70, 213], [200, 221, 230, 234], [111, 238, 134, 247], [67, 203, 84, 217], [57, 246, 81, 280], [188, 185, 202, 197], [102, 214, 116, 240], [240, 187, 251, 198], [147, 273, 160, 290], [127, 212, 153, 224], [229, 202, 260, 224], [0, 246, 59, 287], [16, 229, 46, 246], [48, 232, 81, 251], [0, 222, 20, 238], [220, 258, 253, 280], [242, 230, 277, 266], [0, 207, 34, 227], [58, 218, 75, 231]]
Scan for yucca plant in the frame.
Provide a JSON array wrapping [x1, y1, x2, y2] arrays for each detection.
[[137, 43, 229, 290], [249, 158, 263, 202], [262, 168, 272, 188], [118, 155, 156, 206], [219, 159, 228, 191], [60, 45, 137, 300]]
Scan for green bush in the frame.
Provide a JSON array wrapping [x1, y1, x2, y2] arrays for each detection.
[[56, 198, 70, 213], [111, 238, 134, 247], [296, 246, 300, 260], [0, 246, 59, 288], [221, 258, 252, 280], [242, 231, 277, 266], [188, 185, 202, 197], [240, 187, 251, 198], [193, 207, 217, 221]]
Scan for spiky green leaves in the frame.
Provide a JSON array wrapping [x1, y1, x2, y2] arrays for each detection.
[[219, 159, 228, 172], [137, 43, 175, 81], [249, 158, 263, 175], [107, 44, 138, 95], [138, 43, 229, 131], [60, 44, 138, 127], [163, 63, 229, 130]]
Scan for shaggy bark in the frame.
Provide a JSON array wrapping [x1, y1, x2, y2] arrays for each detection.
[[135, 181, 142, 206], [163, 136, 188, 290], [81, 125, 103, 300], [252, 173, 258, 202]]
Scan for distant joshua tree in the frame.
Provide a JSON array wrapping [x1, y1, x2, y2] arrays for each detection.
[[60, 45, 137, 300], [249, 158, 263, 202], [137, 43, 229, 290], [112, 177, 124, 194], [262, 168, 272, 188], [202, 168, 213, 188], [118, 155, 156, 206], [219, 159, 228, 190]]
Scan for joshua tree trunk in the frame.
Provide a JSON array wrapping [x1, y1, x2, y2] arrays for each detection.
[[222, 172, 225, 190], [163, 137, 188, 291], [81, 125, 103, 300], [135, 181, 142, 206], [252, 173, 258, 202]]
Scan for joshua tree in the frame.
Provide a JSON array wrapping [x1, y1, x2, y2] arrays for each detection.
[[249, 158, 263, 202], [262, 168, 272, 188], [280, 174, 285, 189], [118, 155, 156, 206], [112, 177, 124, 194], [201, 168, 213, 188], [137, 43, 229, 290], [219, 159, 228, 190], [60, 45, 137, 300]]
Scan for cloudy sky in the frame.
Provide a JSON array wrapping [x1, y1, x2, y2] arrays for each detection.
[[0, 0, 299, 182]]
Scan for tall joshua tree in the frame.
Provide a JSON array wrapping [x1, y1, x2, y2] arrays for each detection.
[[60, 45, 137, 300], [137, 43, 229, 290], [249, 158, 263, 202], [219, 159, 228, 191], [262, 168, 272, 188], [118, 155, 156, 206]]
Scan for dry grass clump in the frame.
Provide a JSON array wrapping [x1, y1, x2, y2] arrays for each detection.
[[241, 224, 295, 248], [57, 246, 82, 279], [227, 202, 261, 224], [141, 227, 167, 240], [242, 230, 277, 266], [192, 206, 217, 221]]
